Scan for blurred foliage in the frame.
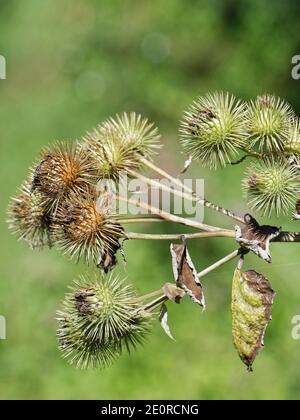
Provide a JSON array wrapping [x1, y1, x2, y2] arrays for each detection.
[[1, 0, 300, 400]]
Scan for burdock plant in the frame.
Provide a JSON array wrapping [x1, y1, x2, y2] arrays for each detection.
[[7, 180, 52, 248], [32, 141, 97, 214], [57, 273, 152, 369], [7, 91, 300, 372], [243, 158, 299, 216], [284, 118, 300, 160], [53, 193, 124, 267], [180, 92, 248, 169], [246, 94, 295, 153], [83, 112, 161, 180]]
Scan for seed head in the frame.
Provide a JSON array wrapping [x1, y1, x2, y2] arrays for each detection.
[[57, 273, 151, 369], [246, 94, 295, 153], [7, 180, 52, 248], [242, 159, 299, 216], [83, 112, 161, 179], [32, 141, 97, 213], [53, 193, 124, 265], [179, 92, 248, 169]]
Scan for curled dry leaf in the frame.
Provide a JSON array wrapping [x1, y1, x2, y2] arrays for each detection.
[[232, 268, 275, 372], [235, 214, 280, 263], [170, 243, 205, 309], [180, 155, 193, 174], [159, 303, 175, 341], [97, 243, 121, 273], [162, 282, 185, 303], [292, 198, 300, 220]]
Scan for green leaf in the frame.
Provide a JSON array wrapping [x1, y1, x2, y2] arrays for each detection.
[[231, 268, 275, 372]]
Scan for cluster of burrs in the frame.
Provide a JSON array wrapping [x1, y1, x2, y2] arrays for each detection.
[[7, 93, 300, 371], [180, 92, 300, 216]]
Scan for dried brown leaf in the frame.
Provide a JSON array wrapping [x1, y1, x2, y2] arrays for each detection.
[[170, 243, 205, 309], [162, 282, 185, 303], [293, 198, 300, 220], [159, 303, 175, 341], [235, 214, 280, 263]]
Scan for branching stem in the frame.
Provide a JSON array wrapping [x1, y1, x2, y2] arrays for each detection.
[[231, 155, 250, 165], [142, 295, 168, 312], [117, 217, 165, 224], [125, 230, 235, 241], [139, 157, 245, 224], [197, 249, 241, 278], [239, 147, 263, 159], [129, 289, 164, 304], [115, 194, 222, 232]]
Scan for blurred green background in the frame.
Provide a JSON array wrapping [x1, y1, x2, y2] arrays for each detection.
[[1, 0, 300, 400]]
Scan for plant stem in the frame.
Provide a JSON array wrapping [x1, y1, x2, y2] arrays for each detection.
[[238, 147, 294, 161], [142, 295, 168, 312], [237, 254, 245, 270], [139, 157, 186, 190], [125, 230, 235, 241], [239, 147, 263, 159], [128, 168, 194, 202], [231, 155, 250, 165], [115, 194, 221, 232], [197, 249, 241, 278], [130, 289, 164, 304], [139, 157, 245, 224], [117, 217, 165, 224]]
